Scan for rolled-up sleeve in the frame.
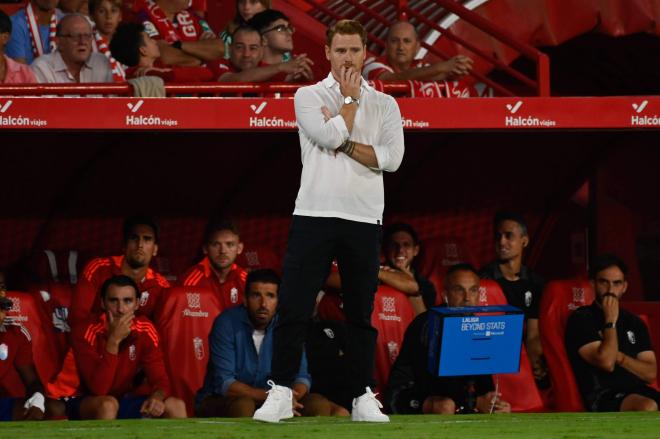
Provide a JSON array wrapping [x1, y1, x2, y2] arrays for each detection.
[[294, 86, 349, 150], [293, 348, 312, 390], [208, 314, 238, 395], [371, 96, 405, 172]]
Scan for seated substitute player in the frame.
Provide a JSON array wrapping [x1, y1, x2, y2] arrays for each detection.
[[217, 25, 314, 83], [0, 290, 57, 421], [196, 269, 347, 417], [179, 220, 247, 311], [110, 22, 216, 82], [385, 263, 511, 414], [70, 275, 186, 419], [362, 20, 473, 97], [70, 215, 170, 327], [322, 222, 434, 316], [565, 254, 659, 412]]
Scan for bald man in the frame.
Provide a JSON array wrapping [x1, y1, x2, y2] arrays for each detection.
[[362, 21, 473, 97]]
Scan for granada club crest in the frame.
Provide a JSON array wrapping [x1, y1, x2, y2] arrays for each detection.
[[193, 337, 205, 360]]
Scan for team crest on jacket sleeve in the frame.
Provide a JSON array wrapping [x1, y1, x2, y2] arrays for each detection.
[[230, 288, 239, 304], [129, 344, 136, 361], [0, 343, 7, 361], [524, 291, 533, 307], [627, 330, 636, 344]]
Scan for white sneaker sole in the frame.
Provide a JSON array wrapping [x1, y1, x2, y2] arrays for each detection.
[[253, 411, 294, 423], [351, 414, 390, 423]]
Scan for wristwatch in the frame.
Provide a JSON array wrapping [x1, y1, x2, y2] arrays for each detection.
[[343, 95, 359, 106], [604, 322, 616, 330]]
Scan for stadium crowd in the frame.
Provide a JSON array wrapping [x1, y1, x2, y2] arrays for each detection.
[[1, 212, 658, 421], [0, 0, 474, 95]]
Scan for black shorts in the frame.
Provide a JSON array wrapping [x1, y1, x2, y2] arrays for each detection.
[[590, 386, 660, 412]]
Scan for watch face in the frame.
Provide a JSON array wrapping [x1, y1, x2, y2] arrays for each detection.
[[344, 96, 352, 104]]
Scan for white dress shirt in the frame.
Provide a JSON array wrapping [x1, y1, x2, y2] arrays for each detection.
[[31, 50, 113, 84], [293, 72, 405, 224]]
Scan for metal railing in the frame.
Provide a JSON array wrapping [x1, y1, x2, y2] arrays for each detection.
[[293, 0, 551, 96], [0, 81, 415, 97]]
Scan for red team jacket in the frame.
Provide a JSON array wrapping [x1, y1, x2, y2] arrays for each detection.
[[179, 259, 246, 312], [71, 256, 170, 325], [71, 314, 170, 398], [0, 325, 33, 397]]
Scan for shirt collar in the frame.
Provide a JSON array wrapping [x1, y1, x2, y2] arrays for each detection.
[[52, 50, 93, 73], [322, 71, 372, 93]]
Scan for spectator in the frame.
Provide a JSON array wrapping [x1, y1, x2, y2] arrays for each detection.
[[221, 0, 270, 55], [362, 20, 473, 97], [89, 0, 125, 82], [110, 22, 215, 82], [385, 263, 511, 414], [69, 275, 187, 419], [0, 10, 37, 83], [249, 9, 313, 82], [70, 215, 170, 327], [59, 0, 89, 15], [479, 210, 547, 385], [565, 254, 659, 412], [136, 0, 223, 67], [179, 220, 247, 311], [217, 25, 312, 83], [196, 269, 347, 417], [6, 0, 63, 65], [30, 13, 113, 83]]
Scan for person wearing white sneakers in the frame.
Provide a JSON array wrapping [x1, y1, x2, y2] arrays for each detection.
[[253, 19, 404, 424]]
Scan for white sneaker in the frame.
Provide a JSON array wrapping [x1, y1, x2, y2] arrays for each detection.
[[252, 380, 294, 423], [351, 387, 390, 422]]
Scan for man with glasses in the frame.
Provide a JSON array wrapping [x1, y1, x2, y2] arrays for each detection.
[[30, 13, 112, 83], [216, 24, 312, 84], [249, 9, 313, 82], [565, 254, 659, 412]]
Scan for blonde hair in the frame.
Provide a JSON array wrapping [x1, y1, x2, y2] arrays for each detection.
[[326, 19, 367, 47]]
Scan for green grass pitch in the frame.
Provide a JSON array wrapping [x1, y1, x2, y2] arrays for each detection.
[[2, 413, 660, 438]]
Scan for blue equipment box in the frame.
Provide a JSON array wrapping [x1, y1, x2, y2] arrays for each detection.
[[427, 305, 524, 376]]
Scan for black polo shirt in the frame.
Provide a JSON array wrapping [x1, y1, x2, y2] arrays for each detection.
[[479, 261, 544, 319], [565, 302, 653, 407]]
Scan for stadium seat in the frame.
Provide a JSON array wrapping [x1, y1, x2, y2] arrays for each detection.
[[4, 291, 63, 395], [539, 279, 594, 412], [417, 236, 477, 299], [477, 279, 545, 412], [153, 285, 223, 416], [372, 284, 415, 397], [28, 250, 85, 286], [236, 245, 283, 274]]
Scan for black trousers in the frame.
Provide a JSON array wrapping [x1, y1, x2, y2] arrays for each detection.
[[271, 215, 381, 398]]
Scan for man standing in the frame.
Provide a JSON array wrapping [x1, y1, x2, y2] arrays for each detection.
[[480, 211, 546, 384], [385, 263, 511, 415], [565, 254, 658, 411], [30, 13, 113, 83], [253, 19, 404, 423]]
